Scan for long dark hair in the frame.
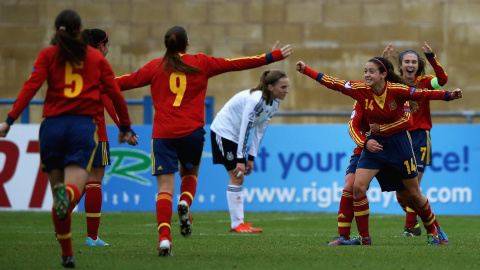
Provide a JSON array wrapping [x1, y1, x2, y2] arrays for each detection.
[[51, 9, 87, 66], [82, 29, 108, 49], [159, 26, 200, 74], [398, 50, 426, 77], [368, 57, 412, 86], [250, 70, 287, 103]]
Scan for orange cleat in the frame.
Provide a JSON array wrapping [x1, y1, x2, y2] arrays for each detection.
[[230, 223, 263, 233]]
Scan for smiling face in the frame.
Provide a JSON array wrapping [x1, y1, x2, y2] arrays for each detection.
[[399, 53, 419, 82], [269, 77, 290, 100], [364, 62, 386, 89]]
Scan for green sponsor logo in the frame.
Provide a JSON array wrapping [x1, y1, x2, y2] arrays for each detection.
[[104, 149, 152, 186]]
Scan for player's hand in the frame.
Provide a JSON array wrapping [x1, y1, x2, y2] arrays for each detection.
[[382, 43, 393, 59], [366, 139, 383, 153], [450, 88, 463, 100], [118, 131, 132, 144], [128, 134, 139, 146], [0, 122, 10, 137], [296, 61, 306, 73], [233, 163, 246, 178], [272, 40, 293, 58], [422, 42, 433, 54], [244, 160, 254, 176]]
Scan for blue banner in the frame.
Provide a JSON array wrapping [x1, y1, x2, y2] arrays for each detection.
[[77, 124, 479, 215]]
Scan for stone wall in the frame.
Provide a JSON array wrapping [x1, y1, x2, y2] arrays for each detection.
[[1, 0, 479, 124]]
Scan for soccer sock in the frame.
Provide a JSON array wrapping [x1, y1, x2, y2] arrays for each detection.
[[66, 184, 81, 212], [338, 190, 354, 239], [52, 184, 80, 259], [227, 185, 244, 229], [353, 196, 370, 239], [404, 207, 417, 230], [85, 181, 102, 240], [414, 199, 437, 235], [179, 175, 197, 207], [156, 192, 172, 242]]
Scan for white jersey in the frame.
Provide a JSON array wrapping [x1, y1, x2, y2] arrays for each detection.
[[211, 89, 279, 160]]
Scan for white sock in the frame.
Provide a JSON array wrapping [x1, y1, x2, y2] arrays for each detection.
[[227, 185, 244, 229]]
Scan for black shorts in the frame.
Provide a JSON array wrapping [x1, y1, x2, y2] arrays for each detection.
[[210, 130, 246, 171]]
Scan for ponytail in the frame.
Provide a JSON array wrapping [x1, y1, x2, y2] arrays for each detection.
[[159, 26, 200, 74], [250, 69, 287, 104], [51, 9, 86, 66]]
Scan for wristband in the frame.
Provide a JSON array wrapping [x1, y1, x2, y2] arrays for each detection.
[[130, 128, 137, 137], [431, 77, 441, 90], [6, 116, 15, 125], [119, 125, 131, 132], [445, 91, 451, 101], [424, 52, 435, 59]]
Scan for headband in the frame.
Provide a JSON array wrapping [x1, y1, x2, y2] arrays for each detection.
[[373, 58, 387, 74], [95, 34, 108, 46], [399, 50, 420, 62]]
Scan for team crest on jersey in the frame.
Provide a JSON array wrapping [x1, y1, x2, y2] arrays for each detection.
[[344, 81, 352, 90], [388, 100, 397, 110], [226, 151, 234, 161], [350, 110, 357, 119], [409, 87, 417, 95]]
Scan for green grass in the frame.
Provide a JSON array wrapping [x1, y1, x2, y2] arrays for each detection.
[[1, 211, 479, 269]]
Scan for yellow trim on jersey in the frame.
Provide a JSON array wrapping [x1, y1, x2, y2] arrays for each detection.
[[373, 89, 388, 109], [379, 110, 411, 132], [348, 120, 365, 148], [225, 54, 266, 61]]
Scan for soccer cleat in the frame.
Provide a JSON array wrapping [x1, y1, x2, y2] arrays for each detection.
[[230, 223, 263, 233], [327, 236, 347, 246], [413, 217, 422, 236], [60, 255, 75, 268], [402, 227, 414, 237], [54, 183, 69, 221], [177, 200, 193, 237], [341, 236, 371, 245], [436, 227, 449, 245], [158, 239, 173, 257], [427, 233, 442, 245], [85, 237, 110, 247]]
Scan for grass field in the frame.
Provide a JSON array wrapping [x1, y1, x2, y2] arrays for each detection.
[[1, 211, 479, 269]]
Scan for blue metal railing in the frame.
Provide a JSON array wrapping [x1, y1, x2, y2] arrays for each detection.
[[0, 96, 215, 125], [1, 96, 479, 124]]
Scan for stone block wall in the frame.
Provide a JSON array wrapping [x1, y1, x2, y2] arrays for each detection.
[[1, 0, 478, 124]]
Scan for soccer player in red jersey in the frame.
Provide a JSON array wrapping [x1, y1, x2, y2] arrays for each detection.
[[296, 57, 461, 245], [0, 10, 132, 268], [115, 25, 292, 256], [383, 43, 449, 241], [80, 28, 139, 247]]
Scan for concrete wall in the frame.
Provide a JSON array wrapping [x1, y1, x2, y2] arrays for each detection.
[[1, 0, 479, 124]]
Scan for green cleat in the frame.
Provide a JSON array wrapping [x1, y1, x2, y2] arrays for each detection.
[[53, 183, 69, 221]]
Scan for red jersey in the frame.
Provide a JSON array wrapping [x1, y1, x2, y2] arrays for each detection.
[[7, 45, 131, 129], [95, 93, 122, 141], [303, 66, 452, 137], [116, 50, 285, 139], [410, 53, 448, 131], [349, 101, 412, 154]]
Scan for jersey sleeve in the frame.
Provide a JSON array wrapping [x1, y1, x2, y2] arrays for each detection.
[[302, 66, 364, 100], [203, 49, 286, 78], [115, 60, 156, 90], [248, 107, 276, 159], [100, 93, 121, 127], [236, 98, 259, 161], [7, 50, 50, 124], [424, 52, 448, 89], [348, 101, 369, 148], [99, 58, 131, 130]]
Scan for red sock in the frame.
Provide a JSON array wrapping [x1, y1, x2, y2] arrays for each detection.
[[405, 207, 417, 230], [414, 200, 437, 235], [180, 175, 197, 207], [66, 184, 81, 212], [338, 190, 354, 239], [353, 196, 370, 239], [156, 192, 172, 242], [85, 181, 102, 240]]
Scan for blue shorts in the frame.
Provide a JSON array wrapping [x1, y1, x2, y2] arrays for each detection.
[[358, 131, 418, 180], [39, 115, 97, 172], [92, 141, 111, 167], [409, 129, 431, 173], [345, 154, 360, 175], [151, 128, 206, 175]]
